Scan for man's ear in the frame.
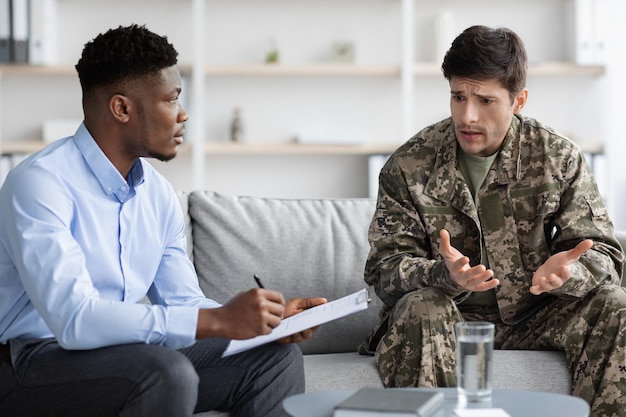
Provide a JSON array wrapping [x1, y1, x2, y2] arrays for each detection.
[[513, 88, 528, 114], [109, 94, 131, 123]]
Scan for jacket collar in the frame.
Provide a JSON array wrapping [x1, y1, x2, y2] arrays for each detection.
[[424, 115, 523, 209]]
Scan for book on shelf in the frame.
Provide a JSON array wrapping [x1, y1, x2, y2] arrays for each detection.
[[333, 388, 444, 417]]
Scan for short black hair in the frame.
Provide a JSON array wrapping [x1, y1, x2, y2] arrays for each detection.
[[75, 24, 178, 98], [441, 25, 527, 101]]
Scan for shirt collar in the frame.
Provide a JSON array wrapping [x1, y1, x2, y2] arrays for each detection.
[[72, 123, 145, 202]]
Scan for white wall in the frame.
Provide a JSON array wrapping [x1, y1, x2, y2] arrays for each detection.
[[151, 152, 370, 198], [605, 0, 626, 229]]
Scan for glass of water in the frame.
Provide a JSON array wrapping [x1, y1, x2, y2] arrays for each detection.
[[454, 321, 495, 402]]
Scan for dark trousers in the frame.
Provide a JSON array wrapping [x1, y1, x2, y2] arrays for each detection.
[[0, 337, 304, 417]]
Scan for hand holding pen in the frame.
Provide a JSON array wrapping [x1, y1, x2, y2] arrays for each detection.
[[253, 274, 328, 344]]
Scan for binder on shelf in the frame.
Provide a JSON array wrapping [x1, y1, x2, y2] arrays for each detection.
[[9, 0, 29, 63], [565, 0, 607, 65], [29, 0, 57, 65], [592, 0, 608, 65], [0, 0, 10, 62]]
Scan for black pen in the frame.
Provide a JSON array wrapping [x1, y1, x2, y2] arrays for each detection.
[[254, 274, 265, 289]]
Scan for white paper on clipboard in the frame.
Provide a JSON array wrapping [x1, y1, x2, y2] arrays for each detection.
[[222, 287, 370, 357]]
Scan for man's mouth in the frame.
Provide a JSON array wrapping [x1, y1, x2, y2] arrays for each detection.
[[459, 127, 482, 141], [174, 129, 186, 143]]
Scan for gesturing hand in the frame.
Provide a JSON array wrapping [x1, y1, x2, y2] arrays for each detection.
[[529, 239, 593, 295], [439, 229, 499, 292]]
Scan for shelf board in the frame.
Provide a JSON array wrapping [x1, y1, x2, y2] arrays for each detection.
[[204, 64, 400, 77], [0, 140, 400, 156], [0, 63, 193, 76], [528, 62, 605, 76], [572, 141, 604, 155], [204, 140, 605, 156], [0, 64, 77, 76], [0, 140, 197, 156], [1, 139, 605, 157], [412, 61, 606, 77], [1, 140, 47, 154], [205, 142, 400, 155], [0, 63, 397, 77], [0, 62, 605, 78]]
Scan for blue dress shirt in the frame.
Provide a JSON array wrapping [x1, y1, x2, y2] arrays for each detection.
[[0, 124, 220, 349]]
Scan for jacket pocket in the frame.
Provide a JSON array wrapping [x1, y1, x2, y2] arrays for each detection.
[[511, 189, 561, 271]]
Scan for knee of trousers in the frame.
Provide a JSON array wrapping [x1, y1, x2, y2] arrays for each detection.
[[137, 346, 200, 398], [391, 288, 457, 323], [269, 343, 305, 385]]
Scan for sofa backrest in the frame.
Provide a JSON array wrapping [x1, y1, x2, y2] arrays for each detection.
[[182, 191, 626, 354], [187, 191, 383, 354]]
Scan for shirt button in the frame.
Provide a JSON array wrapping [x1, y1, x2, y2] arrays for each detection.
[[107, 186, 112, 192], [121, 185, 127, 191]]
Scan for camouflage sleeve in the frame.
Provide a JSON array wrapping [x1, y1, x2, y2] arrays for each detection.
[[548, 150, 624, 297], [364, 157, 467, 308]]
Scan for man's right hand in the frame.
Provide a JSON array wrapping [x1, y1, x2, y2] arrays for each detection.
[[196, 288, 286, 340], [439, 229, 500, 292]]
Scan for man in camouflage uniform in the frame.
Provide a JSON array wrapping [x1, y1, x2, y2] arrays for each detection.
[[362, 25, 626, 417]]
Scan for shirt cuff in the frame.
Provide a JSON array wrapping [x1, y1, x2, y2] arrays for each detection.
[[164, 305, 199, 349]]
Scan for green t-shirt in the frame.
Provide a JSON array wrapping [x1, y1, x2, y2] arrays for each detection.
[[457, 149, 498, 306], [458, 149, 498, 201]]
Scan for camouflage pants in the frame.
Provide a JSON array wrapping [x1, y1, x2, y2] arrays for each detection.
[[375, 285, 626, 417]]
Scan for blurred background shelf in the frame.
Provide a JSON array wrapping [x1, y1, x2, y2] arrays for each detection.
[[204, 142, 400, 155], [0, 62, 605, 78], [0, 0, 618, 206]]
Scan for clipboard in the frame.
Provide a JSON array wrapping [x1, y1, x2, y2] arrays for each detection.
[[222, 287, 370, 357]]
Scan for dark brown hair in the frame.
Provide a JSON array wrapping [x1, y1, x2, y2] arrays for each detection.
[[442, 25, 527, 101]]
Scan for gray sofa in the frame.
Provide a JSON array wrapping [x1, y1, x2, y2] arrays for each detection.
[[181, 191, 625, 417]]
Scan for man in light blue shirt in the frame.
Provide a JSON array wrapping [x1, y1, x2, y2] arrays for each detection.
[[0, 24, 325, 417]]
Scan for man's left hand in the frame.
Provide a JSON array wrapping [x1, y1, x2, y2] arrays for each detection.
[[276, 297, 327, 344], [530, 239, 593, 295]]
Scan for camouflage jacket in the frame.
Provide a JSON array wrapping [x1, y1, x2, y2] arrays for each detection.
[[365, 114, 624, 335]]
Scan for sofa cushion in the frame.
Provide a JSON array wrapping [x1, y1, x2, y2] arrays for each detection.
[[188, 191, 383, 354], [302, 350, 570, 394], [177, 191, 194, 262]]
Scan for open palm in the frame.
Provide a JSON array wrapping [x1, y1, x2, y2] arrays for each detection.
[[530, 239, 593, 295]]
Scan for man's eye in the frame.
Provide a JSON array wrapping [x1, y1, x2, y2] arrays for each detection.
[[481, 98, 493, 105], [452, 95, 464, 102]]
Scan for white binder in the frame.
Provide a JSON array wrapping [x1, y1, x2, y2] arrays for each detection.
[[29, 0, 57, 64], [565, 0, 607, 65]]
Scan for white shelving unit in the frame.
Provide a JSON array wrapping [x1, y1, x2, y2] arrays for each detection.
[[0, 0, 610, 197]]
